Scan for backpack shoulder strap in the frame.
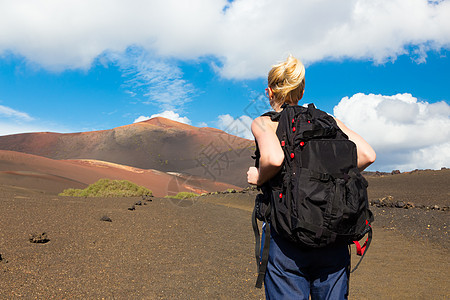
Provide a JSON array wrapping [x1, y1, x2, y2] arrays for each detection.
[[252, 141, 261, 168], [307, 103, 330, 119], [253, 202, 271, 288], [261, 111, 281, 121]]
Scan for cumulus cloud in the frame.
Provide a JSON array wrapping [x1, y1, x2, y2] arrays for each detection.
[[333, 93, 450, 171], [217, 114, 253, 140], [133, 110, 191, 125], [133, 116, 151, 123], [0, 0, 449, 78]]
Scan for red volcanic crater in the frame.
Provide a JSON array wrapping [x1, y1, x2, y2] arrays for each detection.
[[0, 117, 255, 187], [0, 150, 240, 196]]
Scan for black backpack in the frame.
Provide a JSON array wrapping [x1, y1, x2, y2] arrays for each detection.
[[252, 103, 373, 288]]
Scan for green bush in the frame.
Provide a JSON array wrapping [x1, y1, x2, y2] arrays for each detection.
[[165, 192, 199, 199], [59, 179, 152, 197]]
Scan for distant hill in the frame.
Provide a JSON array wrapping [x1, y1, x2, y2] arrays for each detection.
[[0, 117, 255, 187], [0, 150, 239, 196]]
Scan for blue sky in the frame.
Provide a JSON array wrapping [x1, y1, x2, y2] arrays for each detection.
[[0, 0, 449, 172]]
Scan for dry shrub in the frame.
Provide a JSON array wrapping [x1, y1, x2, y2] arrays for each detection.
[[59, 179, 152, 197]]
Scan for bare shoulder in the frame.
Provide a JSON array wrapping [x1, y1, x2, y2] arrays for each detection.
[[251, 116, 278, 137], [333, 117, 346, 129]]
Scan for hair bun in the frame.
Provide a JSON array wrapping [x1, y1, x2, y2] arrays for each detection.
[[268, 55, 306, 109]]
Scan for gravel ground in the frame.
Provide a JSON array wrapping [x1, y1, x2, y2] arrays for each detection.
[[0, 169, 449, 299]]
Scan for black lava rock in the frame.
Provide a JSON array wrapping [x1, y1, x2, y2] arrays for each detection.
[[395, 201, 405, 208], [100, 215, 112, 222], [29, 232, 50, 244], [142, 194, 153, 201]]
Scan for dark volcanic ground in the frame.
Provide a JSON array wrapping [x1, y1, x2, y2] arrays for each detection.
[[0, 169, 449, 299], [0, 189, 261, 299]]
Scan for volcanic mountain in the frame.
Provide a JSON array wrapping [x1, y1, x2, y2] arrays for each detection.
[[0, 117, 255, 187], [0, 150, 239, 196]]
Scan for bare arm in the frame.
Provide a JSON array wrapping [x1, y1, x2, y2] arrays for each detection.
[[334, 118, 376, 171], [247, 116, 284, 186]]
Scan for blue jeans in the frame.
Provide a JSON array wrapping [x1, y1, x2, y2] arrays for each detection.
[[264, 229, 350, 300]]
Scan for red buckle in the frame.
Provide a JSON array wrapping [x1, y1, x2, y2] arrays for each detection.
[[353, 238, 368, 256]]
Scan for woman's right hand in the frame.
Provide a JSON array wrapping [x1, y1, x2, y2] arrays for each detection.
[[247, 166, 259, 185]]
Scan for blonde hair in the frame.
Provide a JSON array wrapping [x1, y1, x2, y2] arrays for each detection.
[[268, 55, 306, 110]]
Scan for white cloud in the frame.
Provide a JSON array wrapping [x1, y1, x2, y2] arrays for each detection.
[[0, 120, 72, 136], [0, 123, 46, 136], [0, 104, 72, 136], [107, 48, 195, 111], [333, 93, 450, 171], [0, 0, 449, 79], [133, 116, 151, 123], [217, 114, 253, 140], [134, 110, 191, 125], [0, 104, 34, 121]]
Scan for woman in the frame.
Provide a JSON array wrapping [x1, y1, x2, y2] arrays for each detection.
[[247, 55, 376, 299]]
